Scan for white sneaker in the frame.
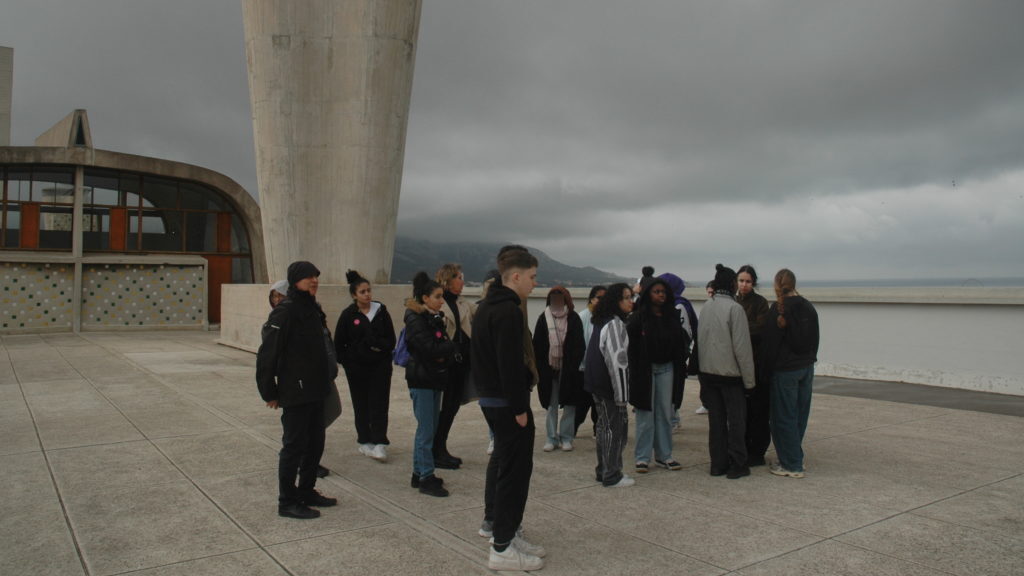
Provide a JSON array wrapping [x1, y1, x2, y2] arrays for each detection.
[[488, 545, 544, 571], [487, 439, 494, 455], [607, 475, 635, 488], [560, 441, 573, 452], [358, 443, 375, 457], [370, 444, 388, 461], [542, 442, 556, 452], [489, 533, 547, 558], [695, 405, 709, 415]]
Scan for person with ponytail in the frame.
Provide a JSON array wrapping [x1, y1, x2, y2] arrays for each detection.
[[762, 269, 819, 479], [735, 265, 771, 466], [404, 271, 458, 497], [584, 282, 636, 488], [335, 270, 396, 463], [697, 264, 755, 479]]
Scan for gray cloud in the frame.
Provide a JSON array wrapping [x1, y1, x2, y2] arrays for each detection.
[[3, 0, 1023, 282]]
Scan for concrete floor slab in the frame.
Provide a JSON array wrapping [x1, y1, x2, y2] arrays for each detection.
[[1, 331, 1021, 575], [539, 485, 823, 570], [736, 539, 950, 576], [47, 440, 185, 495], [154, 430, 278, 482], [836, 513, 1024, 576], [198, 470, 392, 547], [266, 522, 490, 576], [63, 481, 254, 576], [126, 549, 287, 576]]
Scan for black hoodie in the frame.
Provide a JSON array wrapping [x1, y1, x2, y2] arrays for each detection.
[[471, 284, 532, 415]]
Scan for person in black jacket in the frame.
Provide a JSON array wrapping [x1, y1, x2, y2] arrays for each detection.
[[335, 269, 396, 463], [404, 271, 458, 497], [534, 285, 585, 452], [473, 248, 546, 571], [628, 278, 689, 473], [735, 265, 772, 466], [762, 268, 820, 479], [256, 261, 338, 520]]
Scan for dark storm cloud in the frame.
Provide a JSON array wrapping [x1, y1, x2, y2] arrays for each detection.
[[3, 1, 1023, 280]]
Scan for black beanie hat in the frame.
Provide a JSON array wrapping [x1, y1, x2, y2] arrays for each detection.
[[713, 263, 737, 292], [287, 261, 320, 287]]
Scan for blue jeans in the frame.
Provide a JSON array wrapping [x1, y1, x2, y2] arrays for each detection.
[[546, 375, 576, 445], [410, 388, 442, 479], [770, 365, 814, 472], [634, 362, 674, 463]]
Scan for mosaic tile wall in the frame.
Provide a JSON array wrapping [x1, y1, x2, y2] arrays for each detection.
[[81, 264, 205, 327], [0, 262, 75, 330]]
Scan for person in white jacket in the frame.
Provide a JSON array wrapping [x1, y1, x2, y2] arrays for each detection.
[[697, 264, 755, 480]]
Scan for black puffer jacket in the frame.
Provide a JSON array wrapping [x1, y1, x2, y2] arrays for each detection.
[[335, 301, 396, 369], [256, 290, 332, 407], [403, 299, 457, 390], [626, 279, 689, 411]]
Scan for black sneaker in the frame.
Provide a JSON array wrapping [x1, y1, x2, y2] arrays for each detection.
[[410, 473, 420, 488], [434, 455, 461, 470], [300, 490, 337, 507], [316, 465, 330, 478], [747, 455, 766, 467], [278, 503, 320, 519], [418, 474, 450, 497], [710, 467, 728, 477], [727, 465, 751, 479]]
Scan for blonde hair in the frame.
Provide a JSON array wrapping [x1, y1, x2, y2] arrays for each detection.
[[435, 263, 463, 291], [774, 269, 797, 328]]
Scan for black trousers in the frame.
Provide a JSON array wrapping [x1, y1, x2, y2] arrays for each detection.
[[434, 364, 465, 455], [481, 406, 535, 545], [745, 370, 771, 461], [574, 379, 599, 435], [699, 374, 748, 472], [279, 400, 326, 505], [345, 361, 392, 445]]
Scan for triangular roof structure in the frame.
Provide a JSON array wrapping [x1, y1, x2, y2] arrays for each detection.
[[34, 108, 92, 148]]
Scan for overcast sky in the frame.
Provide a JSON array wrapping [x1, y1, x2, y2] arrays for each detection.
[[4, 1, 1023, 283]]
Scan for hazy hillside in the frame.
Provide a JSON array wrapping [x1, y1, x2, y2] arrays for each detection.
[[391, 237, 630, 286]]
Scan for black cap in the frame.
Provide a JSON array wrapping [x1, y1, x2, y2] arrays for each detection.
[[287, 261, 320, 287]]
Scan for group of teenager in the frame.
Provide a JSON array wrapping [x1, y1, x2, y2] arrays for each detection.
[[255, 252, 819, 572]]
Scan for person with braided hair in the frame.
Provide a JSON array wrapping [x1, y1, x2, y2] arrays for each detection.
[[762, 269, 819, 479]]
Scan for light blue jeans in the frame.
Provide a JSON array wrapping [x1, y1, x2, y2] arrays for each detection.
[[546, 374, 576, 446], [770, 365, 814, 472], [634, 362, 674, 463], [410, 388, 442, 479]]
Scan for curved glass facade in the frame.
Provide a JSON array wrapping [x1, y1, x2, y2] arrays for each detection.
[[1, 165, 253, 284]]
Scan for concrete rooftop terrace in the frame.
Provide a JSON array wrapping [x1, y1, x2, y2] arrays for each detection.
[[2, 331, 1022, 576]]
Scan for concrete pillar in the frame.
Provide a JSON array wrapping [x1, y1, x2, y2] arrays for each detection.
[[242, 0, 421, 284], [1, 46, 12, 146]]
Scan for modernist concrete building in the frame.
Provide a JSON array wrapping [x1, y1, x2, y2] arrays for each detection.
[[0, 109, 266, 333], [243, 0, 421, 284]]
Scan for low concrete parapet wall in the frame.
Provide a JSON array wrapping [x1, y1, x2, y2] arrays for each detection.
[[220, 284, 1024, 396]]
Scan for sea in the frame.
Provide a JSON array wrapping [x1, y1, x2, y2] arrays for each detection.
[[794, 277, 1024, 288]]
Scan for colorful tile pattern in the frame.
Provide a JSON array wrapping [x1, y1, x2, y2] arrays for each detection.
[[0, 262, 75, 330], [81, 264, 205, 327]]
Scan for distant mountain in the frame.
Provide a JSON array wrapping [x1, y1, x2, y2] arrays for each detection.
[[391, 237, 631, 287]]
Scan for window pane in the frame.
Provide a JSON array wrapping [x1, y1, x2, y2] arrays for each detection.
[[230, 214, 250, 253], [232, 257, 253, 283], [142, 177, 178, 209], [3, 203, 20, 247], [82, 206, 110, 251], [84, 170, 120, 205], [38, 205, 74, 249], [31, 169, 75, 204], [180, 182, 229, 211], [140, 210, 183, 251], [185, 211, 217, 252], [121, 174, 140, 208], [7, 171, 31, 202]]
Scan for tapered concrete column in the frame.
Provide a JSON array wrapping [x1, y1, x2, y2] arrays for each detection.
[[243, 0, 421, 284]]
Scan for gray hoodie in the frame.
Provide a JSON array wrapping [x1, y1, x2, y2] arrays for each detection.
[[697, 294, 755, 389]]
